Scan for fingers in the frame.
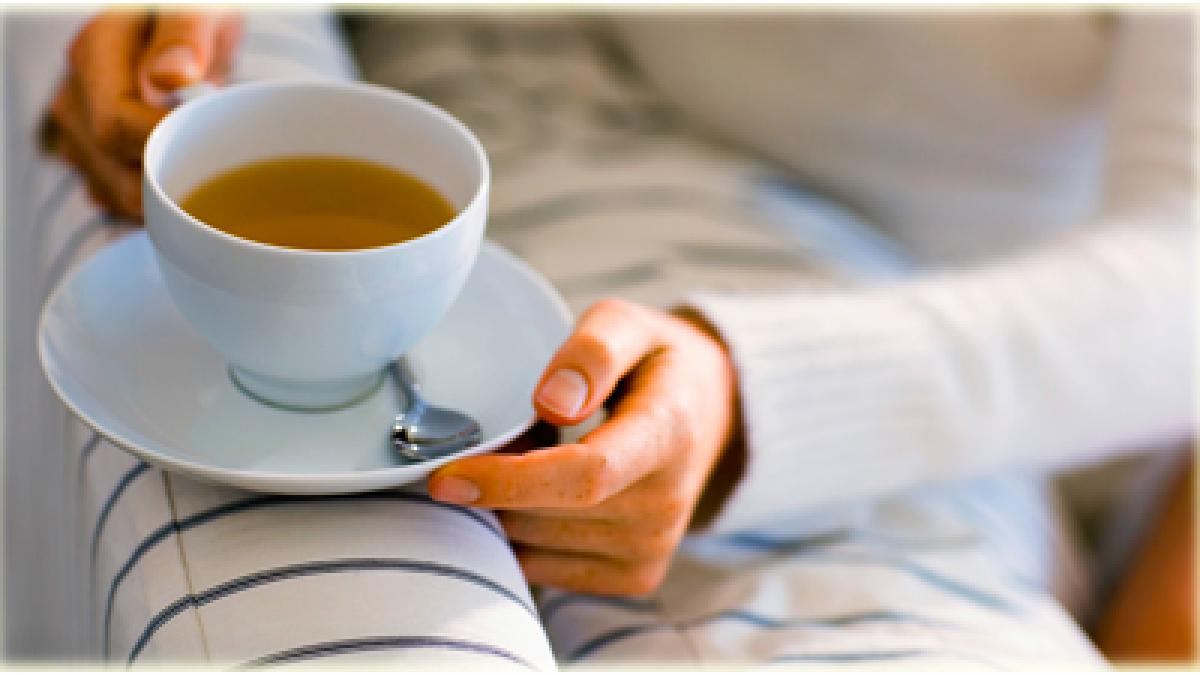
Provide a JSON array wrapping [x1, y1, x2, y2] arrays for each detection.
[[68, 11, 154, 158], [53, 8, 241, 209], [579, 367, 691, 479], [533, 298, 660, 426], [488, 469, 689, 522], [496, 421, 559, 456], [431, 300, 695, 509], [429, 443, 615, 509], [102, 95, 166, 165], [427, 299, 735, 597], [51, 83, 142, 218], [516, 548, 669, 598], [430, 367, 688, 509], [500, 511, 681, 563], [137, 11, 240, 106]]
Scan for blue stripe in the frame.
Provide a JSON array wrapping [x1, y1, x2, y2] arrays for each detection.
[[567, 609, 947, 662], [89, 461, 151, 566], [722, 534, 1016, 614], [726, 528, 979, 553], [79, 432, 101, 463], [769, 649, 932, 663], [76, 431, 102, 624], [242, 635, 536, 670], [127, 558, 535, 664], [770, 647, 1002, 667], [103, 521, 175, 658], [694, 609, 943, 631], [885, 556, 1015, 613], [103, 492, 505, 657], [724, 529, 850, 552], [77, 432, 102, 497], [568, 624, 661, 662], [540, 594, 657, 623], [804, 552, 1015, 614]]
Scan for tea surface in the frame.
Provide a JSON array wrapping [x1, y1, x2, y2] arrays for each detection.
[[179, 155, 456, 250]]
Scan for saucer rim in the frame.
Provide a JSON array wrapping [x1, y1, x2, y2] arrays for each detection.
[[38, 232, 572, 493]]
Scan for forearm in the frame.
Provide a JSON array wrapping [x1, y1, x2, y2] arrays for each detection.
[[686, 13, 1195, 534], [688, 214, 1194, 532]]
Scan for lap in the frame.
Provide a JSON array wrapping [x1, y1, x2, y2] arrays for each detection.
[[83, 437, 549, 667], [544, 474, 1104, 667]]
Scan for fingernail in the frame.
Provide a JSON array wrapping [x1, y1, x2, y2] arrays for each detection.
[[432, 476, 480, 504], [536, 368, 588, 418], [150, 45, 200, 85]]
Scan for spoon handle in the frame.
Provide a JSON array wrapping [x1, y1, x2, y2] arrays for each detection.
[[389, 359, 430, 461], [390, 357, 425, 417]]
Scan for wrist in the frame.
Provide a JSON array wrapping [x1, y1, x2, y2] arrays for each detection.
[[668, 306, 746, 532]]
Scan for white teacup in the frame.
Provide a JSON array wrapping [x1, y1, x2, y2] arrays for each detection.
[[143, 80, 490, 410]]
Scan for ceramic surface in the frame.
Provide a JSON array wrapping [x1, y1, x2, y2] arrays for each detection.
[[39, 233, 572, 494], [143, 80, 490, 408]]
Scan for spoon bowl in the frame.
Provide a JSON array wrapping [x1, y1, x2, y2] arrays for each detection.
[[389, 359, 482, 462]]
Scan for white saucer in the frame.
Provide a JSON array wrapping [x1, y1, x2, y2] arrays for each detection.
[[39, 232, 572, 494]]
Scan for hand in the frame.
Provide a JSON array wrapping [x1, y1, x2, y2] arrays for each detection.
[[429, 298, 742, 596], [46, 9, 242, 219]]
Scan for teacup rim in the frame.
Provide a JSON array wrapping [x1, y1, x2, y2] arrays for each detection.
[[142, 78, 491, 257]]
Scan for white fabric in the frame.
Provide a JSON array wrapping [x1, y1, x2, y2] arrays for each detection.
[[613, 13, 1114, 265], [5, 10, 119, 657], [613, 14, 1197, 539], [83, 441, 554, 668], [3, 10, 1144, 668]]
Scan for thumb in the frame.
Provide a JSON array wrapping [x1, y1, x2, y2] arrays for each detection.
[[137, 12, 229, 106]]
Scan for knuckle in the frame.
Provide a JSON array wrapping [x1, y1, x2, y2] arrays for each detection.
[[637, 527, 680, 560], [589, 297, 639, 321], [498, 512, 533, 541], [110, 114, 139, 148], [626, 561, 669, 597], [656, 489, 692, 524], [577, 450, 616, 506], [571, 332, 619, 375], [646, 397, 695, 457], [92, 115, 120, 149], [118, 181, 142, 215]]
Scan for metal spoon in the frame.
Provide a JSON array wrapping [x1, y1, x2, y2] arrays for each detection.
[[389, 358, 482, 462]]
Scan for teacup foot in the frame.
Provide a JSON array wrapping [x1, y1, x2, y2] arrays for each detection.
[[228, 367, 385, 413]]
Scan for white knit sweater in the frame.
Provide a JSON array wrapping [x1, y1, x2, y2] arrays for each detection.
[[613, 13, 1196, 533]]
